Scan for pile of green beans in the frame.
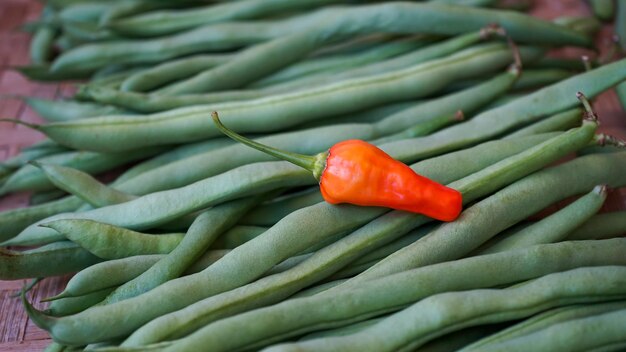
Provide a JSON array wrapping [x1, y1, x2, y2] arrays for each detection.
[[1, 1, 625, 351]]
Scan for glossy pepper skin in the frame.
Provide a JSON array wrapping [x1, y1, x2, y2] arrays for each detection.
[[212, 112, 463, 222], [320, 140, 462, 221]]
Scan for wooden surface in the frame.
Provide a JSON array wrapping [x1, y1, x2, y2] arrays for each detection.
[[0, 0, 625, 350]]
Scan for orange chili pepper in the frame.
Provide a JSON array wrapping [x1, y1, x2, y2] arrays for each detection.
[[212, 112, 462, 221]]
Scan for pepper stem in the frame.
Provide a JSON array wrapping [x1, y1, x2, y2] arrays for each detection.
[[211, 111, 327, 180]]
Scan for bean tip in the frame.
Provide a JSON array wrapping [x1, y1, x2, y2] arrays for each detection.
[[593, 184, 609, 196], [576, 92, 598, 123], [594, 133, 626, 148], [0, 118, 41, 130], [454, 110, 465, 122]]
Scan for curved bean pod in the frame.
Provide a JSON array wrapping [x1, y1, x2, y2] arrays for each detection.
[[108, 0, 342, 37], [46, 288, 114, 317], [567, 211, 626, 241], [46, 247, 244, 302], [0, 147, 164, 195], [462, 301, 626, 351], [0, 241, 100, 280], [504, 108, 581, 139], [476, 185, 607, 254], [101, 195, 266, 304], [35, 162, 135, 207], [120, 53, 232, 92], [0, 196, 83, 242], [239, 188, 322, 227], [112, 137, 234, 185], [42, 219, 185, 259], [475, 308, 626, 352]]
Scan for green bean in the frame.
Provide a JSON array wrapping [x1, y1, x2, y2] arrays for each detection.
[[370, 111, 464, 145], [504, 108, 581, 138], [54, 34, 83, 52], [23, 126, 549, 345], [326, 224, 439, 281], [24, 97, 130, 122], [449, 69, 574, 93], [299, 317, 387, 341], [0, 139, 69, 170], [101, 195, 266, 305], [41, 44, 526, 149], [46, 288, 115, 317], [30, 7, 58, 65], [120, 53, 233, 92], [42, 219, 185, 259], [463, 301, 626, 350], [30, 189, 67, 205], [339, 149, 626, 288], [274, 267, 626, 352], [0, 241, 100, 280], [34, 162, 135, 207], [136, 240, 626, 351], [554, 16, 602, 36], [239, 188, 323, 226], [476, 185, 607, 255], [475, 308, 626, 352], [112, 137, 234, 185], [0, 196, 83, 242], [99, 0, 181, 27], [45, 255, 164, 301], [61, 21, 117, 43], [46, 248, 240, 302], [0, 147, 164, 195], [567, 211, 626, 241], [57, 2, 108, 23], [210, 225, 268, 249], [14, 64, 92, 81], [291, 279, 348, 299], [121, 132, 570, 346], [108, 0, 342, 37]]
